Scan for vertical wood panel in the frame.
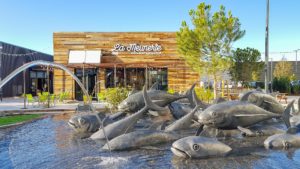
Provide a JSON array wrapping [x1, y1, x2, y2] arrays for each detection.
[[53, 32, 199, 98]]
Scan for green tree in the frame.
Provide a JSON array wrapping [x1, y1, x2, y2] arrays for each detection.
[[273, 59, 293, 78], [229, 47, 264, 85], [176, 3, 245, 98]]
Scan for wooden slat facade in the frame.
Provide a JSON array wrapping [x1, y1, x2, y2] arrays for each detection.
[[53, 32, 199, 99]]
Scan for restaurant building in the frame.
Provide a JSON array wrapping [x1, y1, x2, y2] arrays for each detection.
[[53, 32, 199, 100]]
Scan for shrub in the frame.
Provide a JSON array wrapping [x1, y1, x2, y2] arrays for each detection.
[[98, 87, 130, 109], [292, 84, 300, 95], [167, 88, 175, 94], [194, 87, 214, 103], [272, 77, 291, 93]]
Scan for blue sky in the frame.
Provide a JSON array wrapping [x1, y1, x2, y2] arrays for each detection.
[[0, 0, 299, 61]]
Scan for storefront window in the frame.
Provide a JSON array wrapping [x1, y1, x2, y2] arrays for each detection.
[[37, 72, 46, 78], [29, 70, 51, 96], [105, 67, 167, 90], [30, 71, 37, 78]]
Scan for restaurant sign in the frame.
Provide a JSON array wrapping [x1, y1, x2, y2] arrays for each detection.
[[113, 44, 162, 55]]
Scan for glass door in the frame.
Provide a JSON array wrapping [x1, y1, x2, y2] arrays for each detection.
[[148, 68, 168, 90], [75, 68, 97, 101]]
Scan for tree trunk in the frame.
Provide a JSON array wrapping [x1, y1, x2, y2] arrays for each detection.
[[213, 75, 217, 99]]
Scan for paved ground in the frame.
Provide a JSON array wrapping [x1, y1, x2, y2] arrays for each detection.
[[0, 95, 299, 114], [0, 97, 107, 113], [281, 95, 300, 107]]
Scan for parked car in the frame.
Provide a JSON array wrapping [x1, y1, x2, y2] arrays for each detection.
[[290, 80, 300, 94], [248, 81, 265, 89], [290, 80, 300, 86]]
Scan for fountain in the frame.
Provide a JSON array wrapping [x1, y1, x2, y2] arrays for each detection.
[[0, 60, 110, 150], [0, 60, 90, 103], [2, 61, 300, 168]]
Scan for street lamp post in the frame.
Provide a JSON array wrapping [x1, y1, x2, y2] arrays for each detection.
[[264, 0, 270, 93], [270, 58, 273, 92], [22, 62, 27, 109], [295, 49, 300, 73], [0, 45, 2, 102]]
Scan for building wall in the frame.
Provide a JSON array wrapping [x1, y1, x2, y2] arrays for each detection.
[[259, 61, 300, 82], [0, 41, 53, 97], [53, 32, 199, 98]]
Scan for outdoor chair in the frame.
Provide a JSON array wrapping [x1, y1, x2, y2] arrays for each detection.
[[42, 92, 49, 96], [276, 93, 288, 104], [50, 94, 57, 107], [58, 92, 69, 103], [83, 95, 91, 104], [97, 93, 104, 102], [58, 92, 64, 103], [26, 94, 36, 107], [37, 92, 48, 107]]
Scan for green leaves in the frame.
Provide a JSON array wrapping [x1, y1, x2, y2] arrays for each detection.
[[273, 60, 293, 79], [98, 87, 130, 109], [177, 2, 244, 74], [229, 47, 263, 83], [177, 2, 245, 98]]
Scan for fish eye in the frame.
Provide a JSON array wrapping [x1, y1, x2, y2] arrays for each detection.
[[192, 144, 200, 151], [212, 112, 217, 116], [79, 118, 85, 125], [256, 130, 264, 136], [283, 141, 291, 149]]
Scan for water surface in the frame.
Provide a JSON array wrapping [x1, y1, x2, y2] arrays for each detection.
[[1, 114, 300, 169]]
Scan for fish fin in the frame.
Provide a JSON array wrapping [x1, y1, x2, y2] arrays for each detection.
[[192, 89, 199, 107], [140, 146, 167, 151], [195, 124, 204, 136], [143, 86, 166, 111], [263, 100, 283, 111], [149, 81, 159, 91], [292, 104, 296, 114], [192, 89, 208, 110], [298, 98, 300, 113], [160, 120, 168, 130], [213, 97, 226, 104], [128, 89, 139, 96], [237, 126, 255, 136], [233, 114, 269, 117], [240, 91, 254, 101], [263, 100, 276, 106], [186, 82, 197, 107], [282, 100, 294, 128], [286, 127, 298, 134]]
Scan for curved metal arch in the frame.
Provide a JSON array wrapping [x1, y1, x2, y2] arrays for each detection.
[[0, 60, 91, 103], [0, 60, 112, 151]]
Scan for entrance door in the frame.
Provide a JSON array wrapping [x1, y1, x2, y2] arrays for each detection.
[[148, 68, 168, 90], [75, 68, 97, 101]]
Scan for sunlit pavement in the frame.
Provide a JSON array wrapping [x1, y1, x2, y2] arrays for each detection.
[[0, 97, 107, 113], [0, 95, 299, 113]]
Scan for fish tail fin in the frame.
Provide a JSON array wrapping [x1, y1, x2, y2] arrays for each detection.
[[191, 87, 208, 110], [186, 82, 197, 106], [143, 85, 165, 112], [149, 81, 159, 91], [297, 98, 300, 114], [282, 100, 294, 128], [192, 89, 199, 107]]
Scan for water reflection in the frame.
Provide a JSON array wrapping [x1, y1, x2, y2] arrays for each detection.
[[1, 114, 300, 168]]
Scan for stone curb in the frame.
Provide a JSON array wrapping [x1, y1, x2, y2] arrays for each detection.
[[0, 109, 74, 117]]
